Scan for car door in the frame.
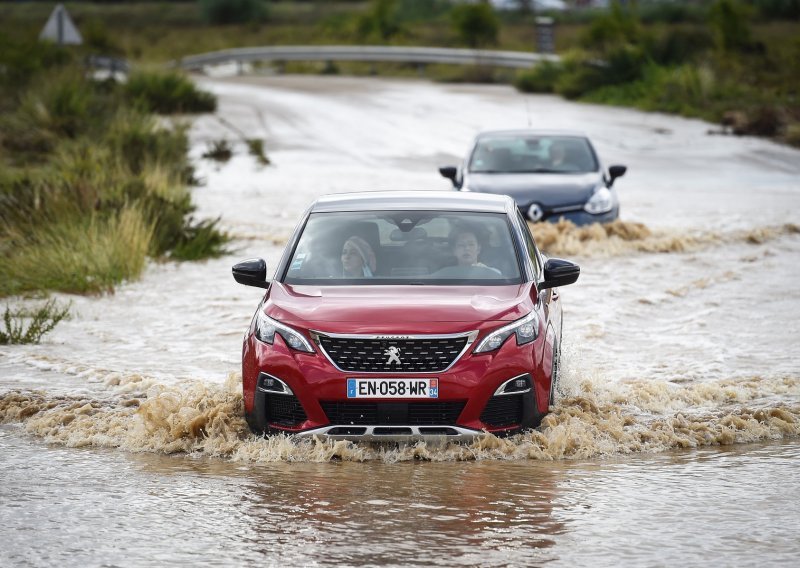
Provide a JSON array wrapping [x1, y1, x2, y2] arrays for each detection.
[[515, 212, 559, 377]]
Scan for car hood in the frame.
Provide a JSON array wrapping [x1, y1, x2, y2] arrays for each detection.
[[265, 283, 533, 326], [465, 172, 600, 206]]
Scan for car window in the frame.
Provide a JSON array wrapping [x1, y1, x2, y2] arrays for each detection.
[[284, 211, 522, 285], [469, 135, 598, 174], [517, 211, 542, 281]]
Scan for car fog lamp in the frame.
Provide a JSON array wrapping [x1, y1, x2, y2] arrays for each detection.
[[497, 375, 532, 395], [258, 373, 294, 395]]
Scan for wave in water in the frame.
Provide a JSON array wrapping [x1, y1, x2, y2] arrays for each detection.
[[1, 373, 798, 463], [529, 220, 800, 258]]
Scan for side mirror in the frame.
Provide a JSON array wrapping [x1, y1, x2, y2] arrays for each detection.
[[539, 258, 580, 290], [232, 258, 270, 289], [438, 166, 458, 185], [608, 165, 627, 186]]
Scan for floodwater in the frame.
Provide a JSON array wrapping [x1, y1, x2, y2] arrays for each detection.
[[1, 76, 799, 566]]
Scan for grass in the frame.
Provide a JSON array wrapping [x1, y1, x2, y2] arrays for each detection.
[[0, 45, 229, 301], [124, 70, 218, 114], [0, 299, 71, 345], [1, 206, 154, 296], [202, 138, 233, 162]]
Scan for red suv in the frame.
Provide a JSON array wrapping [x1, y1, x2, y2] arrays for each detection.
[[232, 191, 579, 441]]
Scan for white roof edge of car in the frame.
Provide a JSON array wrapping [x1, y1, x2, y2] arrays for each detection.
[[476, 128, 589, 138], [311, 190, 515, 213]]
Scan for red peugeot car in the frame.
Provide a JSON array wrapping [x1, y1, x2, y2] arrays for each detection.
[[232, 191, 580, 441]]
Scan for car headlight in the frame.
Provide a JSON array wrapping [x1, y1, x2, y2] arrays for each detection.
[[474, 312, 539, 353], [254, 310, 314, 353], [584, 186, 614, 215]]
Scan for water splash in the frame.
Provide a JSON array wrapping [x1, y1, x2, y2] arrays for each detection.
[[529, 220, 799, 258], [2, 373, 798, 464]]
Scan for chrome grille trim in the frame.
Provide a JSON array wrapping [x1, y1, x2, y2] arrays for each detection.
[[309, 330, 478, 374]]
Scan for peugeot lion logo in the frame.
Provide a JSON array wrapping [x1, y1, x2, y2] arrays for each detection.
[[384, 346, 402, 366]]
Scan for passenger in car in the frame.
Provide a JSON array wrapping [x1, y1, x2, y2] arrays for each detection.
[[341, 235, 377, 277], [450, 226, 501, 275]]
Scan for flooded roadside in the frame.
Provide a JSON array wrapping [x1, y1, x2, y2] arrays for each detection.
[[2, 429, 798, 566], [1, 76, 799, 565]]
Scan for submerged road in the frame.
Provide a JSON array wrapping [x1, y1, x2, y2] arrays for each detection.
[[1, 75, 799, 566]]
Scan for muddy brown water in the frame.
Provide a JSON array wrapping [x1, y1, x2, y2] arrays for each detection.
[[2, 76, 799, 566]]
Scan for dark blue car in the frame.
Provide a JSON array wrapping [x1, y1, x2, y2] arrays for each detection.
[[439, 130, 627, 225]]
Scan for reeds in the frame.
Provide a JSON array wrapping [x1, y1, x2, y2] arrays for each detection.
[[0, 50, 227, 300]]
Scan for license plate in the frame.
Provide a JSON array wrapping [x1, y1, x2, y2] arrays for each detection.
[[347, 378, 439, 399]]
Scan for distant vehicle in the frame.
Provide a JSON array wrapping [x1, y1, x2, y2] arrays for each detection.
[[232, 191, 580, 441], [439, 130, 627, 225], [489, 0, 568, 11]]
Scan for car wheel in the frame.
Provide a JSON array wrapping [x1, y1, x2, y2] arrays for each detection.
[[244, 410, 266, 436]]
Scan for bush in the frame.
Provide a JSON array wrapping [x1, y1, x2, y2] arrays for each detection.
[[652, 27, 715, 65], [709, 0, 754, 52], [514, 61, 563, 93], [638, 1, 709, 24], [451, 2, 500, 48], [0, 300, 71, 345], [580, 1, 642, 53], [752, 0, 800, 20], [0, 206, 154, 295], [199, 0, 268, 25], [169, 217, 230, 261], [355, 0, 404, 41], [124, 70, 217, 114]]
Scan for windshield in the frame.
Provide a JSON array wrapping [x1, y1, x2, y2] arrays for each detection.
[[283, 210, 522, 285], [469, 134, 598, 174]]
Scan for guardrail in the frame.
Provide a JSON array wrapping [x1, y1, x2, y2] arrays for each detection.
[[177, 45, 559, 72]]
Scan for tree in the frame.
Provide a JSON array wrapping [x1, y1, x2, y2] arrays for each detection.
[[451, 2, 500, 48]]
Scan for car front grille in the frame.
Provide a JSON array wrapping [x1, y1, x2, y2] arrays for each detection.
[[267, 393, 307, 427], [480, 395, 523, 428], [321, 401, 466, 426], [314, 333, 472, 373]]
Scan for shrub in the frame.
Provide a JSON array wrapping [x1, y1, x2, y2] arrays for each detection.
[[514, 61, 563, 93], [169, 217, 230, 261], [199, 0, 269, 25], [356, 0, 404, 41], [709, 0, 754, 52], [124, 70, 217, 114], [246, 138, 270, 165], [652, 27, 715, 65], [17, 69, 94, 139], [638, 1, 709, 24], [580, 1, 642, 53], [202, 139, 233, 162], [0, 206, 153, 295], [0, 300, 71, 345], [105, 111, 190, 176], [752, 0, 800, 20], [451, 2, 500, 48]]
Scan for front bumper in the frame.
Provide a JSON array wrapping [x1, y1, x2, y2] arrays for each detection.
[[519, 204, 619, 226], [243, 330, 550, 439]]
